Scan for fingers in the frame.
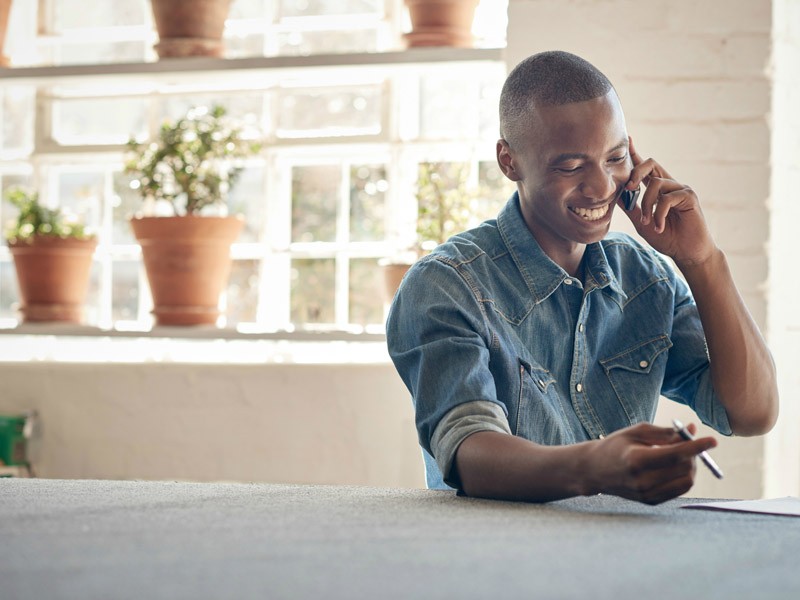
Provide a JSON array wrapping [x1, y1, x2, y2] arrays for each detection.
[[638, 470, 696, 505], [642, 436, 717, 470], [626, 149, 674, 188], [621, 447, 704, 505], [628, 136, 642, 167], [622, 422, 682, 445], [609, 422, 717, 504]]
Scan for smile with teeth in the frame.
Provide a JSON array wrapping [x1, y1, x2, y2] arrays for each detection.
[[570, 203, 610, 221]]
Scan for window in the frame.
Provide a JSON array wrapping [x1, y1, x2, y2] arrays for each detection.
[[0, 0, 512, 332]]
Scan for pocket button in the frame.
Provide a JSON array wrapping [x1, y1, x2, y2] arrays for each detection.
[[639, 360, 649, 369]]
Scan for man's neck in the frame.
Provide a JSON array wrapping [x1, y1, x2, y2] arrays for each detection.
[[542, 243, 586, 280]]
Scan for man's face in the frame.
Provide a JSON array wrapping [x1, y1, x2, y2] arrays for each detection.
[[498, 90, 631, 255]]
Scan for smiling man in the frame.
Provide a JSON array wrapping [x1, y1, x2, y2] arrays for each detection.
[[386, 50, 778, 505]]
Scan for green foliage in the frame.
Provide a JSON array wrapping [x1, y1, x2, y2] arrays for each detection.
[[3, 186, 90, 242], [124, 105, 262, 216], [416, 162, 477, 251]]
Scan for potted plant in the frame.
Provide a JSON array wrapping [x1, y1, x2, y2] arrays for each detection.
[[150, 0, 232, 58], [402, 0, 479, 48], [125, 104, 261, 326], [3, 186, 97, 323]]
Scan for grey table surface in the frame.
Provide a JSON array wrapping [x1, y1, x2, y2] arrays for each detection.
[[1, 479, 798, 600]]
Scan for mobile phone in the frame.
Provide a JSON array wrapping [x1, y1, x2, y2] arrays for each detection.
[[620, 185, 641, 211]]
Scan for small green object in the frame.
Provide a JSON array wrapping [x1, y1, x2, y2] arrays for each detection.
[[0, 414, 30, 467]]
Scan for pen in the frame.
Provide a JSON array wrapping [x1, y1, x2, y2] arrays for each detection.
[[672, 418, 724, 479]]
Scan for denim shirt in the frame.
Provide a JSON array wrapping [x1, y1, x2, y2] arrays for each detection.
[[386, 193, 731, 490]]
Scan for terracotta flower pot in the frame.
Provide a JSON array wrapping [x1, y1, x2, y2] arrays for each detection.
[[0, 0, 12, 67], [150, 0, 232, 58], [130, 215, 243, 326], [379, 261, 413, 305], [403, 0, 479, 48], [9, 235, 98, 323]]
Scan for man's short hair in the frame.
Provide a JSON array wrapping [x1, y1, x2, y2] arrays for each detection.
[[499, 51, 613, 148]]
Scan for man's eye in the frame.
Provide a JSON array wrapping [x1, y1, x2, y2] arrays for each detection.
[[556, 166, 580, 174], [609, 154, 628, 163]]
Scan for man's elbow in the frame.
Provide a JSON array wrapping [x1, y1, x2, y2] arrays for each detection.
[[730, 390, 779, 436]]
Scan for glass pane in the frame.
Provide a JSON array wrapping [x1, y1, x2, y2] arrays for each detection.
[[478, 70, 505, 142], [291, 165, 339, 243], [276, 85, 382, 138], [229, 0, 269, 19], [112, 172, 143, 245], [82, 261, 102, 326], [52, 0, 147, 31], [0, 261, 19, 321], [419, 75, 478, 140], [350, 164, 387, 242], [223, 34, 266, 59], [56, 42, 148, 66], [111, 260, 141, 322], [157, 95, 264, 135], [279, 0, 382, 17], [226, 259, 260, 325], [349, 258, 383, 326], [227, 165, 267, 243], [1, 87, 35, 155], [276, 29, 378, 56], [52, 97, 148, 146], [57, 172, 104, 236], [291, 258, 335, 324], [477, 160, 515, 218]]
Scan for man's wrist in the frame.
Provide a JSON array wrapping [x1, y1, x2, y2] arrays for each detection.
[[571, 440, 602, 497], [675, 246, 725, 279]]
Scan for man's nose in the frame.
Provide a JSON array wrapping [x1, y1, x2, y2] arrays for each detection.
[[580, 164, 617, 200]]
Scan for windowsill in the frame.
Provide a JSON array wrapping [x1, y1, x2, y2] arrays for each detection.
[[0, 323, 390, 365], [0, 322, 386, 341], [0, 47, 505, 86]]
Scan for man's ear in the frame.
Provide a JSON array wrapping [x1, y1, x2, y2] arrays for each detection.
[[496, 139, 521, 182]]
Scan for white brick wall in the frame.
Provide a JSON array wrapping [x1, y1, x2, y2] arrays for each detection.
[[765, 0, 800, 497], [505, 0, 779, 499]]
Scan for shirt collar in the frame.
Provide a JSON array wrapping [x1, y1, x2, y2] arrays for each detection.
[[496, 193, 628, 305]]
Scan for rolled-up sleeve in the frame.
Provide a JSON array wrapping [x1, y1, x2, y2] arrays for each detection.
[[386, 256, 509, 458], [431, 400, 512, 488]]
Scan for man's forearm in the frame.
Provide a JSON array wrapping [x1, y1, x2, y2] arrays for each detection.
[[454, 431, 590, 502], [454, 424, 720, 505], [678, 248, 778, 435]]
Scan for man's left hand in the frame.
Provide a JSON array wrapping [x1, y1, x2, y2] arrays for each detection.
[[619, 137, 718, 269]]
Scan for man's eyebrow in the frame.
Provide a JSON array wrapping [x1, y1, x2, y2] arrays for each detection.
[[548, 152, 587, 165], [607, 140, 629, 154], [548, 141, 629, 166]]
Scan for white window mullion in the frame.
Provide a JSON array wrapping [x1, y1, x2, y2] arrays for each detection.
[[334, 162, 351, 326], [261, 151, 291, 330]]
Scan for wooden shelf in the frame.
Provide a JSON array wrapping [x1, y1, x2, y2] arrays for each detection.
[[0, 47, 505, 87]]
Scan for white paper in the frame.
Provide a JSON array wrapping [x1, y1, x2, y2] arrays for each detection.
[[682, 496, 800, 517]]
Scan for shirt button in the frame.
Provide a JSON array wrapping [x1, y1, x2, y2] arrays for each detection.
[[639, 360, 649, 369], [578, 323, 585, 333], [576, 383, 583, 392], [564, 278, 573, 285]]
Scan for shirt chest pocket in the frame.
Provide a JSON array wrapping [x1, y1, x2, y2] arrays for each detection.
[[515, 358, 573, 445], [599, 335, 673, 424]]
